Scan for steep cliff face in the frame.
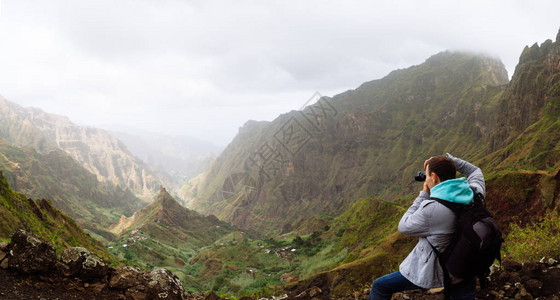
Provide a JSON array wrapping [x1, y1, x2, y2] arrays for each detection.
[[0, 97, 160, 202], [189, 51, 510, 233], [490, 30, 560, 151]]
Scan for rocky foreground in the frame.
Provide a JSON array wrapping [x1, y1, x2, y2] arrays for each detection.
[[1, 230, 559, 299]]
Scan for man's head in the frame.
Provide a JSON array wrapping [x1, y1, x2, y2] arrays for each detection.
[[425, 156, 456, 189]]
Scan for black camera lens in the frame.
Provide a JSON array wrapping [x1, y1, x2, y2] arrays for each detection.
[[414, 171, 426, 182]]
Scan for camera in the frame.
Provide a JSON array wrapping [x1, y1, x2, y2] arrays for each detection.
[[414, 171, 426, 182]]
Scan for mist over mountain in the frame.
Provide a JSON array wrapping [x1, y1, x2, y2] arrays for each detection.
[[109, 129, 221, 186]]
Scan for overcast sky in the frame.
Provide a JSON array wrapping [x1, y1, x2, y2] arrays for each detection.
[[0, 1, 558, 146]]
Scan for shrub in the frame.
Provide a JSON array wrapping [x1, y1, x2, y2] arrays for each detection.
[[504, 211, 560, 262], [292, 235, 304, 247]]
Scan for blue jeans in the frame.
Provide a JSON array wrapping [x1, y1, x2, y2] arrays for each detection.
[[369, 271, 476, 300]]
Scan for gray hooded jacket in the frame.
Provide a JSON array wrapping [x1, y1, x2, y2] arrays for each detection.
[[398, 154, 485, 289]]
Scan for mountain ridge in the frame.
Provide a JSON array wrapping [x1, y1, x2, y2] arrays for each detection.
[[187, 50, 511, 233], [110, 187, 230, 246]]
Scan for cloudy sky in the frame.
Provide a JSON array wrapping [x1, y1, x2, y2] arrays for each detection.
[[0, 1, 558, 146]]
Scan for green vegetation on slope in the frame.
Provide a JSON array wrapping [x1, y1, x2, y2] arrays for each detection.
[[0, 171, 116, 263], [107, 188, 243, 294], [505, 210, 560, 262], [161, 195, 416, 297]]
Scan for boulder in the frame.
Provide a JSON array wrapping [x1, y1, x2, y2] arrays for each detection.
[[61, 247, 108, 281], [8, 229, 57, 274], [144, 269, 185, 300], [502, 259, 523, 272], [109, 266, 144, 290]]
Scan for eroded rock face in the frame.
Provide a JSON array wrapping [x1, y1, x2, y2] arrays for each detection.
[[61, 247, 108, 281], [8, 230, 57, 274]]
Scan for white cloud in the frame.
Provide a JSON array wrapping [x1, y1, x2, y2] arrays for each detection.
[[0, 0, 559, 145]]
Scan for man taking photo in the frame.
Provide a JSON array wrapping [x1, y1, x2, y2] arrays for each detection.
[[369, 153, 485, 300]]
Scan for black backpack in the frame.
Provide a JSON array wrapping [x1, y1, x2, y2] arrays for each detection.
[[429, 193, 503, 298]]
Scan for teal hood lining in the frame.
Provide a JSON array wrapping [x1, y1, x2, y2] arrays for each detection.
[[430, 177, 473, 205]]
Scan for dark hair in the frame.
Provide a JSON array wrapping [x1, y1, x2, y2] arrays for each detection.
[[427, 156, 456, 182]]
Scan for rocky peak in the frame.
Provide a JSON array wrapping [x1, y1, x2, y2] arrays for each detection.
[[239, 120, 269, 133], [112, 185, 205, 235], [154, 186, 183, 211], [481, 55, 510, 85], [516, 29, 560, 80], [228, 120, 270, 150], [490, 29, 560, 149], [424, 51, 509, 85]]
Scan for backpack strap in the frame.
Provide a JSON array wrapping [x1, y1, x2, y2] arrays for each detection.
[[430, 197, 462, 213], [473, 192, 485, 206], [428, 242, 452, 300]]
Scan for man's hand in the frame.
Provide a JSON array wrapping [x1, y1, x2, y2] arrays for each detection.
[[423, 180, 430, 194]]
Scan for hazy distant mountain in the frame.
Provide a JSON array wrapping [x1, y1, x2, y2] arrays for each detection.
[[109, 129, 221, 186], [0, 98, 161, 202]]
